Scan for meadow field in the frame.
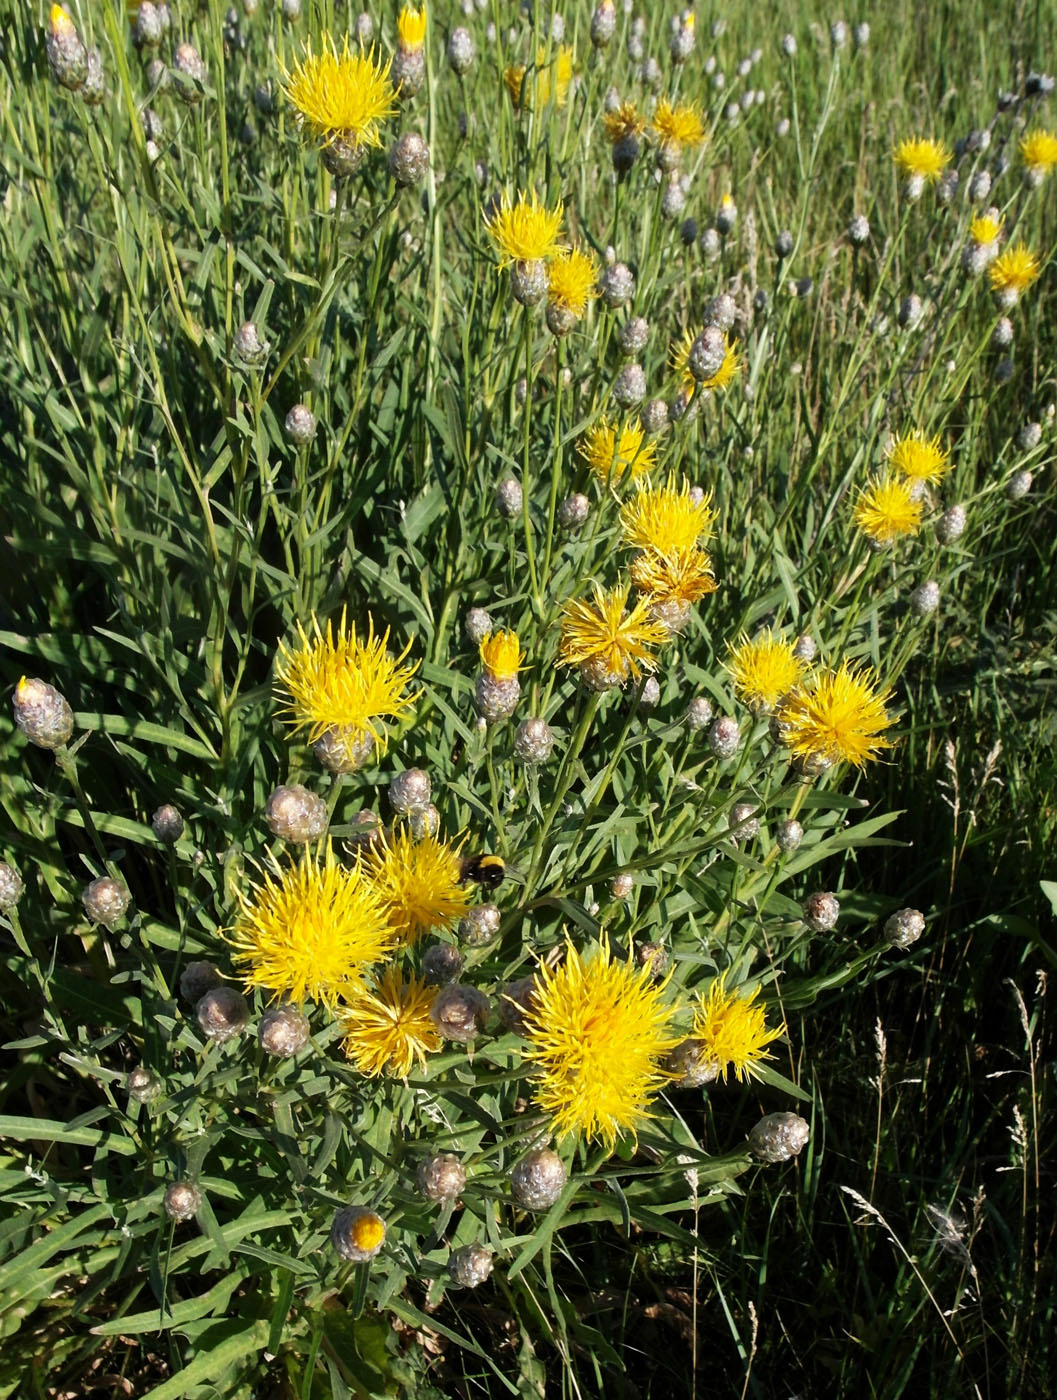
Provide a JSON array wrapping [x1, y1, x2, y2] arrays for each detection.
[[0, 0, 1054, 1395]]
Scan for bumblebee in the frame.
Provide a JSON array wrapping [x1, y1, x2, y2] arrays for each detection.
[[459, 853, 506, 890]]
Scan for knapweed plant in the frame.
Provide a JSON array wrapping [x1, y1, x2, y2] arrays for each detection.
[[0, 0, 1053, 1395]]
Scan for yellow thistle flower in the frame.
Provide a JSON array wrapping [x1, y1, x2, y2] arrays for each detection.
[[652, 98, 706, 150], [969, 213, 1002, 246], [480, 629, 524, 681], [559, 583, 668, 688], [671, 330, 741, 397], [727, 631, 804, 712], [338, 966, 442, 1077], [603, 101, 645, 144], [776, 662, 895, 769], [887, 431, 951, 484], [284, 37, 397, 150], [397, 2, 426, 51], [629, 547, 718, 606], [853, 476, 923, 545], [579, 416, 656, 483], [484, 191, 565, 268], [892, 137, 952, 182], [228, 844, 396, 1008], [504, 45, 574, 111], [620, 477, 716, 554], [547, 247, 599, 315], [521, 937, 683, 1151], [1019, 128, 1057, 178], [365, 827, 470, 943], [989, 243, 1041, 296], [274, 609, 419, 750], [690, 977, 784, 1084], [49, 3, 76, 37]]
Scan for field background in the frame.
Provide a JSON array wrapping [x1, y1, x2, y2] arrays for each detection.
[[0, 0, 1055, 1396]]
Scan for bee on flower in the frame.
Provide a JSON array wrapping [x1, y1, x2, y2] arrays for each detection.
[[1019, 129, 1057, 186], [559, 583, 668, 691], [893, 136, 952, 201], [989, 242, 1041, 309], [284, 36, 397, 177]]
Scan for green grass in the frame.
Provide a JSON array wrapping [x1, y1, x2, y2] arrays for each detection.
[[0, 0, 1055, 1396]]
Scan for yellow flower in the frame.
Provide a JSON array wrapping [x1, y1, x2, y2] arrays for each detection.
[[727, 631, 804, 712], [887, 431, 951, 484], [284, 37, 397, 150], [397, 3, 426, 51], [1019, 129, 1057, 177], [690, 977, 784, 1084], [620, 477, 716, 554], [521, 938, 683, 1151], [776, 662, 895, 769], [671, 330, 741, 397], [484, 191, 565, 268], [579, 417, 656, 483], [365, 827, 470, 943], [853, 476, 923, 545], [547, 247, 599, 315], [652, 98, 706, 150], [989, 243, 1041, 296], [603, 101, 645, 144], [892, 137, 951, 181], [228, 844, 396, 1008], [274, 609, 419, 752], [480, 629, 524, 681], [504, 45, 574, 111], [559, 583, 668, 689], [338, 966, 442, 1077], [629, 547, 718, 607], [969, 213, 1002, 246], [49, 4, 76, 37]]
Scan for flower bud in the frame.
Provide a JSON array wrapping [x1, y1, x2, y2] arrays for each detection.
[[1006, 470, 1032, 501], [496, 478, 523, 519], [884, 907, 925, 949], [476, 673, 520, 722], [422, 941, 464, 985], [0, 861, 25, 912], [666, 1037, 718, 1087], [610, 872, 634, 900], [637, 676, 660, 711], [152, 804, 184, 843], [513, 717, 554, 766], [355, 12, 373, 43], [417, 1153, 466, 1202], [13, 677, 74, 750], [163, 1180, 202, 1220], [196, 985, 250, 1043], [266, 784, 328, 843], [331, 1205, 386, 1261], [47, 5, 88, 89], [258, 1005, 311, 1056], [509, 259, 548, 307], [558, 493, 589, 530], [612, 362, 646, 408], [802, 891, 839, 931], [82, 47, 106, 104], [703, 294, 737, 331], [848, 214, 870, 245], [729, 803, 760, 841], [619, 317, 649, 355], [685, 696, 713, 731], [83, 877, 130, 929], [1017, 421, 1042, 451], [284, 404, 317, 445], [179, 960, 222, 1004], [430, 983, 489, 1042], [748, 1112, 810, 1163], [599, 262, 634, 309], [127, 1066, 162, 1103], [313, 724, 375, 774], [393, 45, 425, 97], [233, 320, 267, 366], [935, 505, 966, 545], [447, 27, 475, 74], [498, 975, 538, 1033], [775, 819, 803, 852], [388, 768, 431, 814], [910, 580, 940, 617], [689, 326, 727, 381], [172, 42, 207, 103], [407, 803, 440, 839], [389, 131, 430, 186], [641, 397, 669, 434], [449, 1242, 493, 1288], [636, 941, 670, 978], [708, 715, 740, 759], [321, 138, 366, 178], [458, 903, 501, 946], [510, 1149, 567, 1210], [464, 608, 493, 646]]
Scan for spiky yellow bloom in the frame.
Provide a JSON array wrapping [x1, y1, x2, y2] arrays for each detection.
[[504, 45, 574, 111], [620, 477, 716, 554], [776, 662, 895, 769], [284, 38, 397, 150], [671, 330, 741, 397], [690, 977, 784, 1084], [892, 137, 951, 181], [397, 3, 426, 50], [989, 243, 1041, 295], [338, 966, 442, 1077], [49, 3, 76, 37], [558, 583, 668, 686], [629, 547, 718, 606], [853, 476, 923, 545], [727, 631, 804, 712], [603, 101, 645, 144], [521, 938, 683, 1150], [887, 432, 951, 484], [480, 629, 524, 681], [969, 213, 1002, 246], [228, 844, 396, 1008], [484, 191, 565, 268], [1019, 129, 1057, 177], [652, 98, 706, 150], [365, 827, 470, 943], [579, 417, 656, 483], [274, 609, 419, 750], [547, 247, 599, 315]]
